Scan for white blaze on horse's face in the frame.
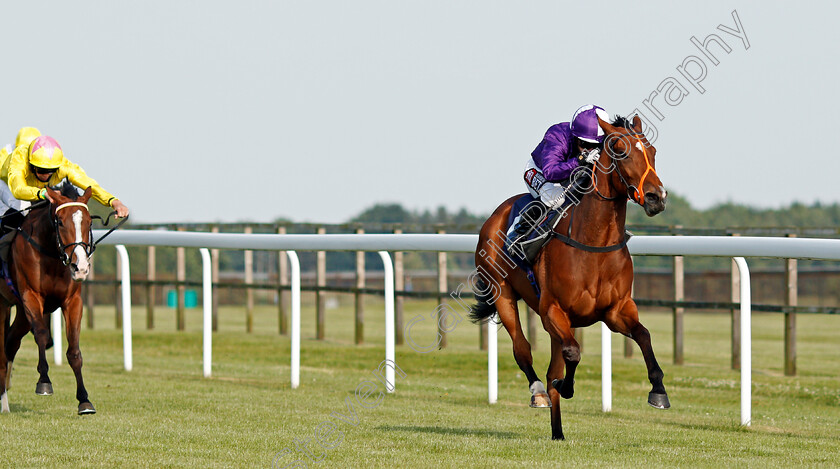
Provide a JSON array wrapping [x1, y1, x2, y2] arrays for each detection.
[[70, 209, 90, 281]]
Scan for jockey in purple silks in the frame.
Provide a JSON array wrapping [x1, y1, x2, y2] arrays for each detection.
[[507, 104, 610, 262]]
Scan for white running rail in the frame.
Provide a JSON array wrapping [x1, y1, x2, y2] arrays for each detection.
[[93, 230, 840, 426]]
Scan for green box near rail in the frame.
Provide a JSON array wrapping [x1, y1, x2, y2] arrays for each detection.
[[167, 290, 198, 308]]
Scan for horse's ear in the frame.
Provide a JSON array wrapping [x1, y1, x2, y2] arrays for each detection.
[[597, 117, 617, 135], [81, 186, 93, 202], [45, 186, 61, 202], [631, 115, 643, 133]]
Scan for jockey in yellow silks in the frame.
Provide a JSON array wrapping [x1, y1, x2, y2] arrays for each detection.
[[3, 133, 129, 220], [0, 127, 42, 212]]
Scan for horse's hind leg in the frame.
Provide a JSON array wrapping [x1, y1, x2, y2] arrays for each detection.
[[0, 303, 9, 412], [4, 306, 32, 390], [63, 296, 94, 414], [605, 299, 669, 409], [494, 290, 550, 408]]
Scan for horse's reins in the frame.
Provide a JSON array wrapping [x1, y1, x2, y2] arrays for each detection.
[[0, 199, 48, 219], [91, 210, 129, 246], [13, 201, 128, 266], [550, 204, 632, 253]]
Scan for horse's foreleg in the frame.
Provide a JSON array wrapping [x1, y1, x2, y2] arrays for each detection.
[[494, 291, 548, 407], [19, 294, 52, 396], [630, 322, 669, 408], [545, 337, 566, 440], [605, 299, 669, 409], [541, 303, 581, 441], [32, 320, 53, 396], [542, 305, 580, 400], [63, 296, 94, 414]]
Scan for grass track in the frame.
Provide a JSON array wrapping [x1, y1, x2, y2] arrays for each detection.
[[2, 297, 839, 468]]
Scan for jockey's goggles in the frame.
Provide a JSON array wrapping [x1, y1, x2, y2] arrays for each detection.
[[576, 139, 600, 150], [31, 165, 57, 175]]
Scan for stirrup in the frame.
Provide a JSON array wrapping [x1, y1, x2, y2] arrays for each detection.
[[506, 230, 532, 262], [518, 231, 552, 264], [509, 206, 569, 264]]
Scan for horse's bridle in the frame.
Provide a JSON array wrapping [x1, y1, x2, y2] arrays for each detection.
[[593, 131, 659, 205], [15, 198, 127, 267], [52, 202, 96, 267]]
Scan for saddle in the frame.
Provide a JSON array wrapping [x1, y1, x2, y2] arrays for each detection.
[[503, 194, 568, 299], [501, 183, 632, 300]]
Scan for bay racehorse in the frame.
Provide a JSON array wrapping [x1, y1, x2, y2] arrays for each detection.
[[470, 115, 669, 440], [0, 182, 96, 414]]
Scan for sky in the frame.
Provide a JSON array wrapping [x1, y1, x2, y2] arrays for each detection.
[[1, 1, 836, 224]]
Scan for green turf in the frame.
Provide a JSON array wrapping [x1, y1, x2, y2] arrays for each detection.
[[2, 297, 839, 468]]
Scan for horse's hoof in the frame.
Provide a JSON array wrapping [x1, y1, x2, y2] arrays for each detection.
[[560, 384, 574, 400], [78, 402, 96, 415], [551, 432, 566, 441], [530, 392, 551, 408], [552, 378, 574, 399], [35, 382, 53, 396], [648, 392, 670, 409]]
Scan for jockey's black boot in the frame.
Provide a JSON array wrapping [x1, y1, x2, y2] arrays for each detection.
[[0, 208, 23, 264], [507, 201, 550, 264], [1, 208, 23, 233]]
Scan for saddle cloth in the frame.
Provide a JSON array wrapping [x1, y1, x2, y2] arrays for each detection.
[[502, 194, 546, 298]]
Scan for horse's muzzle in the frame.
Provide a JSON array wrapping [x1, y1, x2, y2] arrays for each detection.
[[643, 187, 667, 216], [70, 264, 90, 282]]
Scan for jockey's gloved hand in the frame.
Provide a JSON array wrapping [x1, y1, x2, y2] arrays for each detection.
[[539, 183, 566, 209], [581, 148, 601, 164]]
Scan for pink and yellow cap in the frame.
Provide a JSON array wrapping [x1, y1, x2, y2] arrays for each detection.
[[29, 135, 65, 170]]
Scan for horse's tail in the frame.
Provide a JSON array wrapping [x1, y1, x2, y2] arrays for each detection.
[[468, 275, 498, 324]]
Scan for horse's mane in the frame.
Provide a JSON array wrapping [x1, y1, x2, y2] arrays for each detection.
[[28, 180, 81, 219], [611, 115, 632, 130], [53, 179, 81, 201]]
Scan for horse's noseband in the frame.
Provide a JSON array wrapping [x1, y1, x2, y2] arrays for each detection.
[[53, 202, 95, 267], [627, 135, 657, 205]]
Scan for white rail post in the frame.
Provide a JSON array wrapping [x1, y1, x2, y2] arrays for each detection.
[[201, 248, 212, 377], [286, 251, 301, 389], [52, 309, 62, 365], [602, 322, 612, 412], [488, 315, 498, 404], [733, 257, 751, 426], [115, 245, 132, 371], [378, 251, 396, 392]]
